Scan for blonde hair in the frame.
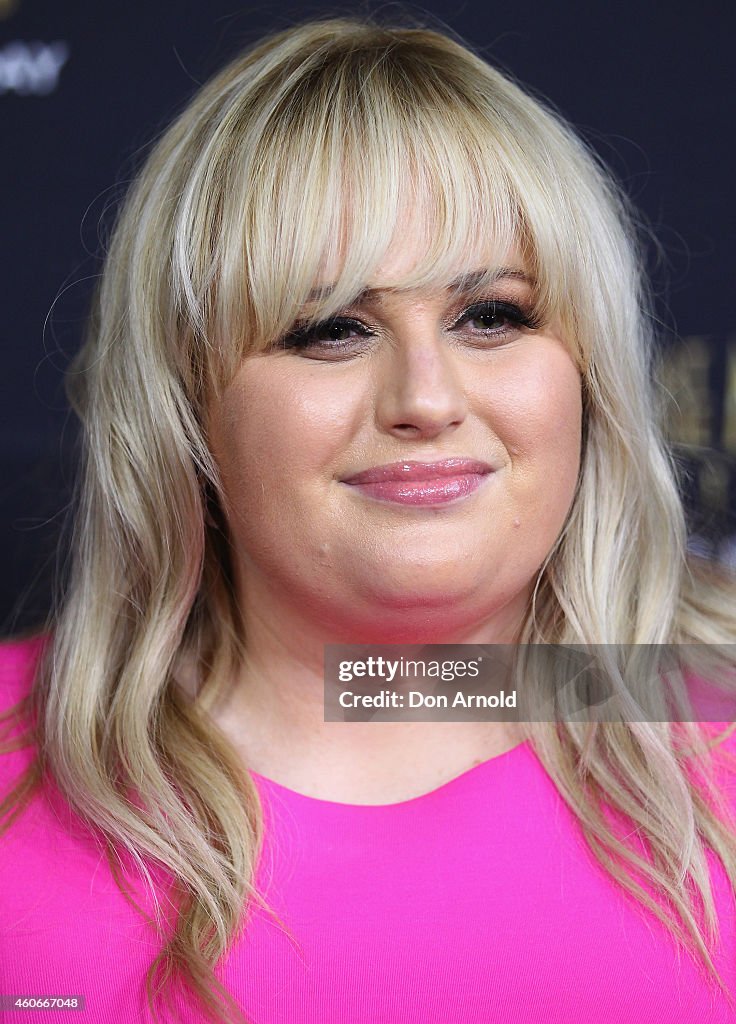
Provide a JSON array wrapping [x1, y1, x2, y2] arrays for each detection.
[[3, 14, 736, 1024]]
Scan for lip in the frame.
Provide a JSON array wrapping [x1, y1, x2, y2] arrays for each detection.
[[340, 458, 494, 507], [341, 458, 493, 484]]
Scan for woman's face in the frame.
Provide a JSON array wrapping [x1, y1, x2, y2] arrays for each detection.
[[207, 224, 583, 644]]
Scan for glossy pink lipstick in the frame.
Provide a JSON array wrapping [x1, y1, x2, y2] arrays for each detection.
[[340, 458, 494, 506]]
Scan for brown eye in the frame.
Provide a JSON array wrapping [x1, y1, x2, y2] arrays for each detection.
[[467, 309, 508, 331], [322, 323, 358, 342], [457, 300, 540, 338], [278, 317, 374, 354]]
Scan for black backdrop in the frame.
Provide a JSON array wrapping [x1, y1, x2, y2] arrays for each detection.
[[2, 0, 735, 636]]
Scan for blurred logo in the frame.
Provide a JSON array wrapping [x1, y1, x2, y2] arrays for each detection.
[[0, 41, 68, 95], [0, 0, 19, 19]]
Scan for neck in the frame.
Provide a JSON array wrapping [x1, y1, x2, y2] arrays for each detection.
[[205, 573, 529, 804]]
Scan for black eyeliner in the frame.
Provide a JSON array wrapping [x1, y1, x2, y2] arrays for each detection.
[[457, 299, 541, 331], [279, 316, 373, 350], [278, 298, 541, 351]]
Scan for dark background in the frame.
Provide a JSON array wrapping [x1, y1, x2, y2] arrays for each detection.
[[1, 0, 734, 638]]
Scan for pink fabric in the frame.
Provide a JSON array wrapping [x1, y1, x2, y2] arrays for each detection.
[[2, 633, 736, 1022]]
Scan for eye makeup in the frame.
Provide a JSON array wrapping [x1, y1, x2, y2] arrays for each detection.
[[275, 297, 541, 356]]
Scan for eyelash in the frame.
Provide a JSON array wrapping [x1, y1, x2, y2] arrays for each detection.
[[277, 300, 541, 355]]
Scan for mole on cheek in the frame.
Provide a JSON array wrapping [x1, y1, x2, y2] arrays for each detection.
[[316, 541, 333, 564]]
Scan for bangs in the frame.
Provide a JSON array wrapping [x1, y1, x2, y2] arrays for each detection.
[[174, 35, 588, 393]]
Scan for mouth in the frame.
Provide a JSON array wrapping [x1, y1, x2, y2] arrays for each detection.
[[341, 458, 493, 484], [339, 458, 494, 507]]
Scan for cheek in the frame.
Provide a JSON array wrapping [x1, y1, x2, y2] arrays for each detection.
[[209, 365, 358, 504], [484, 351, 582, 490]]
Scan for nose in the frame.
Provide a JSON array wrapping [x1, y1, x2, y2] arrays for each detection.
[[375, 318, 469, 439]]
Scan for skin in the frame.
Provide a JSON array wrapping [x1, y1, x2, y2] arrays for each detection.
[[205, 222, 583, 804]]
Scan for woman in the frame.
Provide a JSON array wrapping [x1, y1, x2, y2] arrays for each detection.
[[2, 14, 736, 1024]]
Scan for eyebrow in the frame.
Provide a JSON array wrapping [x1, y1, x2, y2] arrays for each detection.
[[306, 267, 533, 302]]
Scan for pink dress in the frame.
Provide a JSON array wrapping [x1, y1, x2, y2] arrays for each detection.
[[2, 633, 736, 1022]]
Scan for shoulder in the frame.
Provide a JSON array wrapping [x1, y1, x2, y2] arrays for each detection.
[[699, 721, 736, 780], [0, 631, 49, 701], [0, 630, 49, 727], [0, 631, 49, 788], [677, 712, 736, 823]]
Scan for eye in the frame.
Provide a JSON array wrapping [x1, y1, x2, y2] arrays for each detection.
[[456, 300, 540, 340], [273, 299, 541, 358], [278, 317, 373, 354]]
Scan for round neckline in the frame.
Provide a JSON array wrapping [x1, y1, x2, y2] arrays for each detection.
[[248, 738, 531, 810]]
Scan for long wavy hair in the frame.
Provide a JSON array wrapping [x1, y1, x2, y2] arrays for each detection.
[[3, 14, 736, 1024]]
